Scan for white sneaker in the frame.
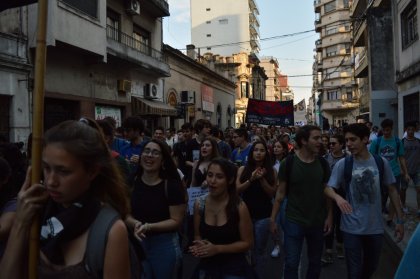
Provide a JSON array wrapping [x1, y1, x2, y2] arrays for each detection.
[[271, 245, 280, 258]]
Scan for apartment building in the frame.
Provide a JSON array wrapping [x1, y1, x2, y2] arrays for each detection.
[[351, 0, 397, 126], [260, 56, 281, 101], [1, 0, 172, 137], [393, 0, 420, 134], [314, 0, 359, 128], [190, 0, 260, 56]]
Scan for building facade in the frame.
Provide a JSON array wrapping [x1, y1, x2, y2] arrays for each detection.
[[351, 0, 397, 126], [163, 44, 236, 130], [393, 0, 420, 136], [0, 7, 32, 143], [1, 0, 173, 139], [260, 56, 281, 101], [190, 0, 260, 56], [314, 0, 359, 128]]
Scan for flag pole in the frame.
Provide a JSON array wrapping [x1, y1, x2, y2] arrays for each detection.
[[29, 0, 48, 278]]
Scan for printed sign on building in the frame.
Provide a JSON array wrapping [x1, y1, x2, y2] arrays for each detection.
[[95, 105, 122, 127], [201, 85, 214, 112]]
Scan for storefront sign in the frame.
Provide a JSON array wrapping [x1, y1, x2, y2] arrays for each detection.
[[95, 105, 122, 127], [201, 85, 214, 112]]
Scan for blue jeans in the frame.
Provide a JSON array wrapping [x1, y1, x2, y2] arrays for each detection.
[[343, 232, 383, 279], [252, 217, 271, 278], [283, 218, 324, 279], [141, 232, 182, 279]]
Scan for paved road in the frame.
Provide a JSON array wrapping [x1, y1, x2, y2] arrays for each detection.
[[182, 236, 401, 279]]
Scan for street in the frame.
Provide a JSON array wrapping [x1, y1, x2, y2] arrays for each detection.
[[182, 236, 401, 279]]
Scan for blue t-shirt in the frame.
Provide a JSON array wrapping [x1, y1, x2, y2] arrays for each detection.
[[369, 136, 404, 176], [231, 144, 252, 167], [111, 137, 129, 154], [394, 224, 420, 279], [327, 155, 395, 235]]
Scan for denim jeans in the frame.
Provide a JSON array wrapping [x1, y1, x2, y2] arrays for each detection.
[[141, 232, 182, 279], [343, 232, 383, 279], [252, 217, 271, 278], [283, 218, 324, 279]]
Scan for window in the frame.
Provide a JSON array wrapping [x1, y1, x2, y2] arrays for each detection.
[[63, 0, 98, 18], [206, 21, 211, 24], [107, 9, 120, 41], [326, 26, 338, 35], [343, 0, 349, 8], [401, 0, 418, 49], [326, 45, 337, 57], [327, 90, 340, 100], [346, 88, 353, 101], [324, 1, 336, 13], [206, 8, 211, 11], [207, 47, 211, 50], [219, 19, 228, 24], [133, 26, 151, 55], [241, 82, 249, 98], [206, 34, 211, 37], [345, 43, 351, 54]]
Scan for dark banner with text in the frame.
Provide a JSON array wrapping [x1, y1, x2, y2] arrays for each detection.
[[245, 99, 294, 126]]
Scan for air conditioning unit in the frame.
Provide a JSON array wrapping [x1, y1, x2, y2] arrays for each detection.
[[181, 91, 195, 104], [117, 80, 131, 93], [127, 0, 140, 15], [144, 83, 158, 99]]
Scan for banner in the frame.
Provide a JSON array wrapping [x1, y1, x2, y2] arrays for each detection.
[[246, 99, 294, 126], [294, 99, 307, 126]]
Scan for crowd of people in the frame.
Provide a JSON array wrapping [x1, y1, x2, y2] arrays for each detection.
[[0, 116, 419, 279]]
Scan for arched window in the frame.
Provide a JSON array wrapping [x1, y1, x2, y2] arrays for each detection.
[[227, 105, 232, 128]]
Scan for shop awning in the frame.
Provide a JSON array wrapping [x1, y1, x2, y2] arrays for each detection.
[[131, 96, 177, 117]]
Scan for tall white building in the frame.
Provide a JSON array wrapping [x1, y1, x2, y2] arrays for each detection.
[[190, 0, 260, 56]]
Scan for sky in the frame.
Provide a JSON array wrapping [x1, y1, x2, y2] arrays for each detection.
[[163, 0, 317, 104]]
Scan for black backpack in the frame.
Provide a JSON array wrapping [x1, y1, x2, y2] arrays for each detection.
[[85, 206, 144, 279]]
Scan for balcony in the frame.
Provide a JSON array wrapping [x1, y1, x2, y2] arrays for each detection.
[[140, 0, 169, 17], [0, 32, 29, 66], [315, 19, 322, 32], [321, 98, 358, 111], [250, 38, 261, 52], [353, 20, 367, 47], [354, 48, 368, 78], [106, 25, 170, 76], [317, 60, 323, 72], [249, 22, 259, 36], [249, 0, 260, 15], [315, 39, 322, 50], [314, 0, 322, 12]]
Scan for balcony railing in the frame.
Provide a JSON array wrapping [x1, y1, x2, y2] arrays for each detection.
[[106, 25, 166, 63]]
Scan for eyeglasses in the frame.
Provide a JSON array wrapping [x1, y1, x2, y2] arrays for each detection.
[[329, 142, 338, 146], [142, 148, 162, 157]]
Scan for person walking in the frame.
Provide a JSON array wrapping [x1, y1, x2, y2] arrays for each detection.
[[127, 139, 186, 279], [0, 119, 131, 278], [325, 123, 404, 279], [270, 125, 332, 279], [237, 140, 277, 278], [189, 158, 255, 278]]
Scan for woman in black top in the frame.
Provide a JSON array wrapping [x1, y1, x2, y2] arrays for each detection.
[[190, 158, 254, 279], [236, 141, 277, 278], [190, 137, 220, 188], [126, 139, 186, 279]]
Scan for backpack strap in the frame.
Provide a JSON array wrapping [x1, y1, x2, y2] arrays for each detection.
[[318, 156, 330, 183], [85, 206, 120, 277], [374, 136, 382, 155], [372, 154, 384, 193], [343, 155, 353, 196]]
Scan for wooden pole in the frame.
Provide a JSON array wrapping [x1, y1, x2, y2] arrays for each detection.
[[29, 0, 48, 278]]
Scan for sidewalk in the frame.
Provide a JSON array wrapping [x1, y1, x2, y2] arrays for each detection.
[[383, 185, 419, 256]]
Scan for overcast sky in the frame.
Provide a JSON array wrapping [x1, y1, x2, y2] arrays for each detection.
[[163, 0, 316, 104]]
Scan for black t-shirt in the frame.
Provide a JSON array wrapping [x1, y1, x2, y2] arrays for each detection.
[[131, 178, 185, 226], [185, 138, 201, 185], [173, 141, 187, 175], [241, 179, 272, 220]]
